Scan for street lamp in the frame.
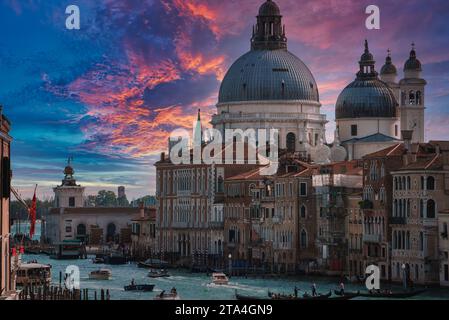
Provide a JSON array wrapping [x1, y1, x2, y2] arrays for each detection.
[[228, 253, 232, 276]]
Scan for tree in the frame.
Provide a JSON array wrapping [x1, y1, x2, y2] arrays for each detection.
[[85, 195, 96, 207], [117, 195, 129, 207], [95, 190, 117, 207]]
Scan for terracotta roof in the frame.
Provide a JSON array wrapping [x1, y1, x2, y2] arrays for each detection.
[[226, 167, 266, 181], [398, 154, 443, 171], [363, 143, 404, 158]]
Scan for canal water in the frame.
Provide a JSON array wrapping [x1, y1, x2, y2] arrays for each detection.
[[13, 222, 449, 300], [20, 254, 449, 300]]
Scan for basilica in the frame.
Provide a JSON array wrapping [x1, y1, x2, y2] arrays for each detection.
[[155, 1, 449, 286]]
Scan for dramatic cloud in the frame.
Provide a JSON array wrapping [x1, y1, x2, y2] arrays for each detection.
[[1, 0, 449, 198]]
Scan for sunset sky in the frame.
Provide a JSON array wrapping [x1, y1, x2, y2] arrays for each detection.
[[1, 0, 449, 199]]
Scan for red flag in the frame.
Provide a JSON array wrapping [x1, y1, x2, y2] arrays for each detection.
[[29, 186, 37, 238]]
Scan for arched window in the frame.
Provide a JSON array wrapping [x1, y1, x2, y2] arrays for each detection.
[[427, 199, 436, 219], [421, 176, 425, 190], [407, 176, 411, 190], [107, 223, 116, 242], [409, 90, 415, 105], [300, 205, 306, 218], [419, 232, 424, 251], [427, 176, 435, 190], [416, 91, 422, 105], [300, 229, 308, 249], [286, 133, 296, 152]]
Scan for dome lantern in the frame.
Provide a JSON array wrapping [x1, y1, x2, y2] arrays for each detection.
[[251, 0, 287, 51], [356, 40, 378, 80]]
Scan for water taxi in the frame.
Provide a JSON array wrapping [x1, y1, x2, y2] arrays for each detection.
[[89, 269, 112, 280], [211, 273, 229, 285], [148, 269, 170, 278]]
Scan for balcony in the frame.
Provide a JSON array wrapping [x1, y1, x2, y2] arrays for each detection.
[[363, 234, 381, 243], [209, 221, 224, 229], [390, 217, 407, 225]]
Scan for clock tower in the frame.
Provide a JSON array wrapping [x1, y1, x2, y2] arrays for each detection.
[[399, 44, 427, 143]]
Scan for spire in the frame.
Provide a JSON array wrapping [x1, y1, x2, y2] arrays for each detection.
[[197, 108, 201, 121], [356, 39, 378, 80], [251, 0, 287, 51]]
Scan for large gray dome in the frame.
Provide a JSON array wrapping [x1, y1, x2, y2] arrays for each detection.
[[336, 79, 398, 119], [218, 50, 319, 104]]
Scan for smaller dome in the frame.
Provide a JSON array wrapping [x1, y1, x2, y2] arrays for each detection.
[[380, 55, 397, 75], [336, 80, 398, 119], [259, 0, 281, 16]]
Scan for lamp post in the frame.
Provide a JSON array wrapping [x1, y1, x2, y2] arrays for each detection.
[[228, 253, 232, 277], [402, 264, 407, 290]]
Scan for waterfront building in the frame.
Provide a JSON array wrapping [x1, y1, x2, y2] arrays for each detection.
[[0, 111, 13, 299], [46, 163, 149, 246], [390, 139, 449, 285], [336, 42, 426, 160], [155, 144, 258, 268], [312, 161, 363, 275], [223, 156, 314, 274], [130, 203, 157, 260], [346, 192, 364, 278], [439, 209, 449, 287], [361, 142, 405, 280]]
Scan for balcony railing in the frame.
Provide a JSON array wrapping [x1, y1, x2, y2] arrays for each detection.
[[209, 221, 224, 229], [363, 234, 381, 243]]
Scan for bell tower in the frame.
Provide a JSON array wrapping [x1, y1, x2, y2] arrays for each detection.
[[399, 43, 427, 143], [53, 157, 85, 208]]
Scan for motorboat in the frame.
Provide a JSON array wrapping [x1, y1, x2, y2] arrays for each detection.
[[211, 273, 229, 285], [89, 269, 112, 280], [138, 258, 170, 269], [148, 269, 170, 278], [124, 284, 155, 292]]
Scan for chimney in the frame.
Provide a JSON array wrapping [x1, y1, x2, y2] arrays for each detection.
[[401, 130, 414, 153], [139, 201, 145, 219], [161, 152, 166, 161]]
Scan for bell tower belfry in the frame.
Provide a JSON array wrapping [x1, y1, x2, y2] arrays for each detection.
[[399, 43, 427, 143], [53, 157, 85, 208]]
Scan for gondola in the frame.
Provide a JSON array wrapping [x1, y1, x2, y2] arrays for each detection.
[[334, 289, 426, 299], [269, 291, 332, 300], [124, 284, 155, 292], [357, 289, 426, 299], [235, 291, 266, 300], [332, 290, 360, 300]]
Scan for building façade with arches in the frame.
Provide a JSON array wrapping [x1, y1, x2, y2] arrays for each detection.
[[44, 162, 154, 246]]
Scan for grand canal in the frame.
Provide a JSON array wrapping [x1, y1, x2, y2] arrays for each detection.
[[14, 222, 449, 300], [20, 254, 449, 300]]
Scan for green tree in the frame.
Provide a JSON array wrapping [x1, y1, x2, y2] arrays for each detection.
[[117, 195, 129, 207], [95, 190, 117, 207]]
